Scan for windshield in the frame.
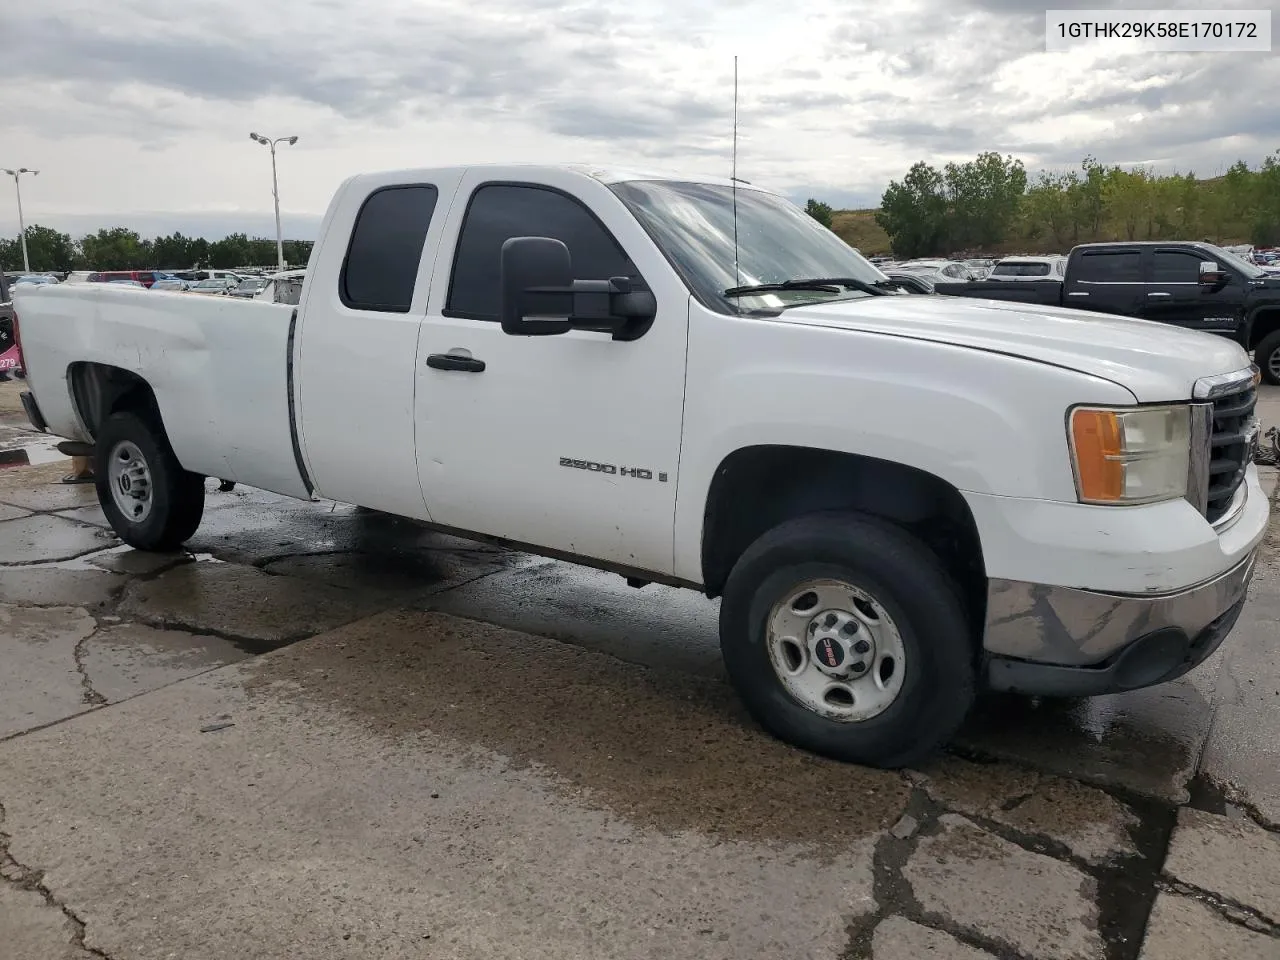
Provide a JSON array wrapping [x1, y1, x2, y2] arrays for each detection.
[[609, 180, 888, 314], [1199, 243, 1265, 279]]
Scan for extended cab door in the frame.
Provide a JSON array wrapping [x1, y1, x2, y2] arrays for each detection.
[[1062, 247, 1144, 315], [1139, 246, 1245, 335], [413, 168, 690, 575], [293, 171, 464, 518]]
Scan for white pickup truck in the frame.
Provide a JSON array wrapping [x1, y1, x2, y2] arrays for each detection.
[[12, 163, 1269, 768]]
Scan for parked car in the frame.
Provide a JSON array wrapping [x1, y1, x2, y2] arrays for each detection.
[[986, 256, 1066, 280], [150, 277, 191, 292], [107, 279, 147, 288], [0, 272, 15, 380], [188, 277, 239, 296], [13, 274, 57, 286], [13, 163, 1268, 769], [934, 241, 1280, 383], [89, 270, 171, 288], [251, 269, 306, 305], [880, 271, 936, 294], [230, 277, 269, 299]]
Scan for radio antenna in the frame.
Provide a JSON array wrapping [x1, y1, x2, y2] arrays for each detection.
[[731, 55, 740, 312]]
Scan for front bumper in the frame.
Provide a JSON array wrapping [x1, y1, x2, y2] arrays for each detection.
[[984, 550, 1257, 697]]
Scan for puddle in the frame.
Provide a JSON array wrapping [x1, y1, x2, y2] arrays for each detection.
[[0, 434, 69, 468]]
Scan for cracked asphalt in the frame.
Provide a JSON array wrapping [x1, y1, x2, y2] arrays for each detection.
[[2, 379, 1280, 960]]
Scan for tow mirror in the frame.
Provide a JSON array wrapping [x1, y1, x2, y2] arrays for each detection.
[[499, 236, 658, 339], [500, 237, 573, 336], [1199, 261, 1229, 287]]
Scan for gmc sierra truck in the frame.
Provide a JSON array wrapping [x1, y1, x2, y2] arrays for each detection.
[[934, 241, 1280, 384], [12, 164, 1269, 768]]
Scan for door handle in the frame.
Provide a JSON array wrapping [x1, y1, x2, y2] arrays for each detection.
[[1147, 291, 1171, 297], [426, 353, 486, 372]]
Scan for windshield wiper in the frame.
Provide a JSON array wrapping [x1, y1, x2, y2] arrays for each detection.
[[723, 277, 888, 298]]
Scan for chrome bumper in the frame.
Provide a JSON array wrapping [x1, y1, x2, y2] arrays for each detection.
[[983, 550, 1257, 696]]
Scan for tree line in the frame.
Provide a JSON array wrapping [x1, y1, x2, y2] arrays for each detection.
[[867, 149, 1280, 259], [0, 226, 315, 272]]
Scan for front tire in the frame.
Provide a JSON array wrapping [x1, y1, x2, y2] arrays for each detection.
[[95, 410, 205, 550], [719, 512, 975, 769], [1254, 330, 1280, 386]]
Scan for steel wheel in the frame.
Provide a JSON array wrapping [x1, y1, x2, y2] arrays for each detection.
[[106, 439, 154, 523], [766, 577, 907, 722]]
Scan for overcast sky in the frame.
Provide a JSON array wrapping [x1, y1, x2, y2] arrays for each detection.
[[3, 0, 1277, 240]]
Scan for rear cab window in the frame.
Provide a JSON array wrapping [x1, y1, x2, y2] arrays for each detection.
[[993, 261, 1052, 277], [340, 184, 439, 312], [1072, 250, 1142, 283]]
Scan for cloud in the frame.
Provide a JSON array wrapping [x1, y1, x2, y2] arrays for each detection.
[[1, 0, 1276, 233]]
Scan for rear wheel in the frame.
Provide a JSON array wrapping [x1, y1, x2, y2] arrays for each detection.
[[1254, 330, 1280, 386], [719, 512, 975, 768], [96, 410, 205, 550]]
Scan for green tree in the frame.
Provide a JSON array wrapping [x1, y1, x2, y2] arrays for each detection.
[[942, 152, 1027, 249], [876, 161, 948, 257], [208, 233, 251, 268], [804, 199, 834, 229], [153, 232, 195, 269], [80, 228, 151, 269]]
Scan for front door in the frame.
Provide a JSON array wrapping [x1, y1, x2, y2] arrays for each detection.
[[1139, 247, 1244, 335], [413, 169, 690, 575]]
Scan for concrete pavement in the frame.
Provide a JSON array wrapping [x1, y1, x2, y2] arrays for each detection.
[[1, 381, 1279, 959]]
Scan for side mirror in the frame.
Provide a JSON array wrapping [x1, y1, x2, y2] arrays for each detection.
[[1199, 261, 1229, 287], [500, 237, 573, 336], [499, 236, 658, 339]]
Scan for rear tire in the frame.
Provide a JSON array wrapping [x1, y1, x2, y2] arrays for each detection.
[[1254, 330, 1280, 386], [95, 410, 205, 550], [719, 511, 975, 769]]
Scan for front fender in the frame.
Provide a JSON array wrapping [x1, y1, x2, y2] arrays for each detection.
[[671, 314, 1135, 583]]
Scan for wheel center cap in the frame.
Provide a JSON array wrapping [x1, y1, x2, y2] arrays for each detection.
[[120, 476, 131, 492], [809, 609, 871, 679]]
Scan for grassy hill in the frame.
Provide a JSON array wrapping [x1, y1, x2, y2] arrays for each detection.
[[831, 209, 892, 256]]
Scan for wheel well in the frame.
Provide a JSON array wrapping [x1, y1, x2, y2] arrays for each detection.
[[1248, 309, 1280, 348], [701, 446, 987, 633], [67, 362, 162, 439]]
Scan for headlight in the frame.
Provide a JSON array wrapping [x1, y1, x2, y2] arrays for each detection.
[[1068, 405, 1190, 504]]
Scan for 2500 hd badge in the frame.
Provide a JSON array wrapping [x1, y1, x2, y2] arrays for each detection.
[[560, 457, 668, 482]]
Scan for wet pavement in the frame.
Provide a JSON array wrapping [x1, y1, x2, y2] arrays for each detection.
[[2, 381, 1279, 959]]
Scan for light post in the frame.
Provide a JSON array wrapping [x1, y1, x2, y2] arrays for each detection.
[[248, 133, 298, 271], [2, 167, 39, 272]]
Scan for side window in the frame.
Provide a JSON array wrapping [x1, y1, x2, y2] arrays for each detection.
[[340, 184, 438, 313], [1075, 251, 1141, 283], [1151, 250, 1202, 283], [446, 183, 640, 320]]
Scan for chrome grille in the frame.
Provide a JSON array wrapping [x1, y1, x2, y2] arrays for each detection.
[[1205, 384, 1257, 524]]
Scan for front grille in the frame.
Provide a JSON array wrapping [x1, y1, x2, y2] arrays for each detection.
[[1205, 385, 1256, 523]]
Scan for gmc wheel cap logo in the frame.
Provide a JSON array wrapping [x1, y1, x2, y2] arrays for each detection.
[[818, 637, 844, 667]]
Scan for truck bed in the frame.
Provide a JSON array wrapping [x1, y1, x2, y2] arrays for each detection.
[[12, 284, 310, 498]]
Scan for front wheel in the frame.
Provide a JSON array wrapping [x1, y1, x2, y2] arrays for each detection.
[[719, 512, 975, 769], [1254, 330, 1280, 386], [95, 410, 205, 550]]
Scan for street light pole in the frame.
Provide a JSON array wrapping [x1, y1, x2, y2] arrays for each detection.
[[249, 133, 298, 272], [2, 168, 39, 273]]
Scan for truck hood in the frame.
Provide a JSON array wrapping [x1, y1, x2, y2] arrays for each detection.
[[781, 295, 1252, 402]]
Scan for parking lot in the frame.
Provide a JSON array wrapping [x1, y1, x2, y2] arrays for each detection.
[[1, 378, 1279, 960]]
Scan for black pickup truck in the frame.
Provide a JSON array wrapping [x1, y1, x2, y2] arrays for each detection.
[[933, 241, 1280, 384]]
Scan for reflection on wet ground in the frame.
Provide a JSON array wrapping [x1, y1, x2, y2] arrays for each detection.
[[0, 455, 1268, 806]]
